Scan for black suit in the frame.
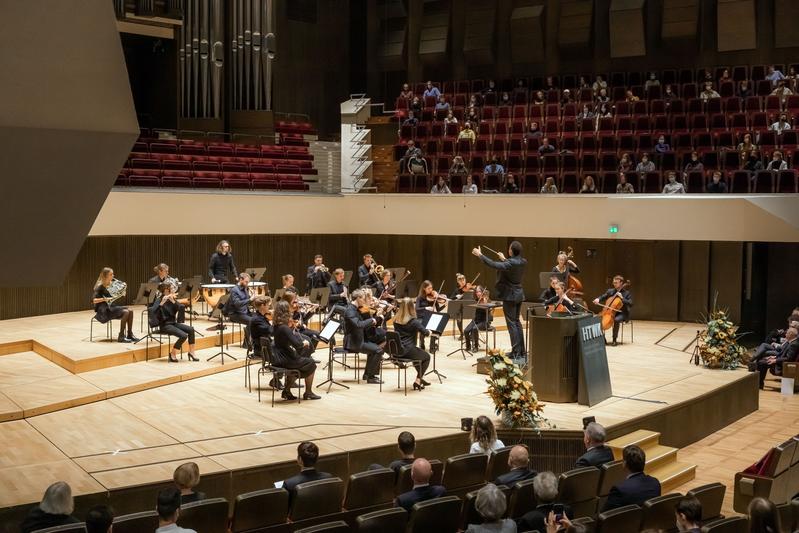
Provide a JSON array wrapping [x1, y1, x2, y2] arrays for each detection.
[[395, 484, 447, 512], [250, 312, 273, 355], [358, 264, 377, 287], [596, 288, 633, 342], [602, 472, 661, 511], [757, 338, 799, 388], [494, 467, 536, 487], [327, 280, 348, 311], [226, 284, 253, 341], [480, 253, 527, 358], [576, 445, 615, 468], [208, 252, 238, 283], [283, 468, 333, 505], [307, 265, 331, 292], [344, 303, 383, 378]]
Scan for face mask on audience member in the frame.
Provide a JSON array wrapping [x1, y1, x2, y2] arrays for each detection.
[[669, 175, 676, 183]]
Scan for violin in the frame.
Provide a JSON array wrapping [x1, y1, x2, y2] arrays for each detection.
[[595, 280, 632, 331]]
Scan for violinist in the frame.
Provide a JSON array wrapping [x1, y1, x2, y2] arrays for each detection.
[[358, 254, 379, 288], [375, 270, 395, 301], [593, 275, 633, 346], [391, 297, 432, 390], [345, 289, 385, 384], [251, 295, 282, 390], [361, 292, 387, 345], [464, 286, 493, 352], [450, 273, 475, 339], [273, 300, 320, 401], [327, 268, 349, 312], [540, 275, 559, 302], [306, 255, 331, 292], [284, 288, 321, 350], [544, 282, 579, 315], [416, 281, 446, 350]]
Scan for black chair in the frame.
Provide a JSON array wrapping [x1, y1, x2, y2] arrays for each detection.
[[596, 504, 643, 533], [112, 511, 159, 533], [597, 460, 625, 512], [700, 516, 748, 533], [573, 516, 595, 532], [343, 468, 396, 512], [379, 331, 420, 396], [178, 497, 229, 533], [640, 492, 683, 532], [256, 340, 301, 406], [229, 488, 289, 532], [89, 316, 112, 342], [776, 500, 795, 533], [687, 482, 726, 523], [396, 459, 443, 495], [558, 467, 600, 518], [407, 495, 461, 533], [486, 446, 513, 481], [243, 331, 264, 392], [442, 453, 489, 497], [355, 507, 407, 533], [31, 525, 86, 533], [507, 477, 537, 518], [458, 486, 509, 531], [290, 477, 345, 522], [295, 521, 350, 533]]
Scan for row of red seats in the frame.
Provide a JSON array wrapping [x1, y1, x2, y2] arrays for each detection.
[[116, 171, 309, 191], [275, 120, 316, 136], [134, 139, 312, 160], [400, 169, 798, 194], [126, 153, 317, 176]]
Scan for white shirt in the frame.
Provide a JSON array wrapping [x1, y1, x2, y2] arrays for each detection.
[[469, 439, 505, 454], [156, 524, 198, 533], [771, 121, 791, 132], [463, 183, 478, 194]]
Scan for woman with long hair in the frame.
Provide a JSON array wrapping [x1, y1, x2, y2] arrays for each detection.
[[272, 301, 320, 401], [392, 298, 432, 390], [469, 415, 505, 454], [150, 282, 198, 362], [748, 497, 781, 533], [92, 267, 137, 343], [208, 239, 238, 283]]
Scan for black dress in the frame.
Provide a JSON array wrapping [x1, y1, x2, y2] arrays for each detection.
[[93, 285, 126, 323], [274, 324, 317, 377], [393, 319, 431, 377]]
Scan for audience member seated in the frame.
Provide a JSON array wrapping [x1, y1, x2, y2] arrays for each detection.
[[444, 111, 458, 125], [499, 92, 511, 105], [423, 80, 441, 99], [20, 481, 80, 533], [592, 75, 607, 94], [619, 153, 634, 173], [788, 66, 798, 92], [395, 458, 446, 512], [662, 171, 686, 194], [532, 90, 545, 105], [157, 487, 197, 533], [616, 173, 635, 194], [664, 84, 677, 105], [719, 68, 731, 83], [431, 176, 452, 194], [636, 153, 656, 173], [458, 122, 476, 144], [683, 151, 704, 178], [494, 445, 537, 486], [538, 137, 556, 155], [484, 157, 505, 177], [594, 103, 612, 123], [700, 82, 720, 101], [577, 104, 594, 121], [402, 111, 419, 127], [705, 171, 728, 193], [469, 415, 505, 454], [483, 80, 497, 94], [766, 65, 786, 87], [463, 175, 478, 194], [516, 471, 573, 532], [390, 431, 417, 474], [674, 496, 702, 533], [502, 174, 519, 194], [86, 505, 113, 533], [174, 462, 205, 504], [449, 155, 469, 179], [470, 94, 482, 108], [654, 135, 671, 154], [541, 176, 559, 194], [562, 89, 574, 104], [576, 422, 614, 467], [737, 133, 757, 159], [579, 175, 597, 194], [435, 95, 450, 113], [743, 149, 764, 172], [766, 150, 788, 171], [771, 80, 793, 104], [399, 83, 413, 100], [466, 483, 517, 533], [283, 441, 333, 504], [399, 140, 422, 173], [466, 106, 480, 123], [753, 327, 798, 389], [644, 72, 660, 92], [770, 113, 791, 133], [765, 312, 799, 344], [625, 90, 640, 103], [602, 444, 661, 511], [739, 79, 752, 98], [748, 497, 782, 533], [525, 122, 543, 143]]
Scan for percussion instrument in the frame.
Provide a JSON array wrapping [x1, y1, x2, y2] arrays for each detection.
[[249, 281, 268, 296], [201, 283, 235, 309]]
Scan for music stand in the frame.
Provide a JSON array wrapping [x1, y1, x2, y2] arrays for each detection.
[[207, 294, 236, 364], [244, 266, 266, 282], [539, 271, 565, 289], [388, 267, 406, 281], [343, 270, 354, 287], [424, 312, 450, 382], [471, 301, 502, 354], [273, 288, 287, 301], [309, 287, 330, 328], [315, 318, 348, 393], [446, 299, 475, 359], [177, 277, 204, 336], [395, 279, 419, 299], [133, 283, 163, 346]]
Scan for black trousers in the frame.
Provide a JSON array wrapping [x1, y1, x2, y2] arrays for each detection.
[[757, 359, 780, 388], [402, 346, 430, 378], [358, 341, 383, 377], [464, 320, 489, 347], [611, 314, 625, 341], [503, 300, 524, 358], [161, 323, 195, 349], [229, 313, 253, 343]]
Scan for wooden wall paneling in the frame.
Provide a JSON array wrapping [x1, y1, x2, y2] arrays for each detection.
[[461, 236, 509, 298], [716, 0, 756, 52], [609, 0, 646, 58], [709, 242, 743, 323], [764, 243, 799, 332], [565, 239, 609, 310], [516, 238, 559, 302], [510, 5, 545, 66], [463, 0, 496, 66], [661, 0, 699, 41], [417, 3, 449, 66], [422, 236, 461, 293], [557, 0, 593, 50], [679, 241, 710, 322], [774, 0, 799, 48]]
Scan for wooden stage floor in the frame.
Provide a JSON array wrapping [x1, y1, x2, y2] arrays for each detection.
[[0, 310, 757, 511]]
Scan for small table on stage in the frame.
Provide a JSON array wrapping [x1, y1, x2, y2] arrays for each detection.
[[469, 301, 502, 353]]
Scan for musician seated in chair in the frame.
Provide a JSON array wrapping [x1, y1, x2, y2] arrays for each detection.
[[283, 289, 321, 350], [327, 268, 349, 313], [544, 282, 579, 315], [150, 263, 186, 323], [250, 295, 282, 390], [273, 301, 320, 401], [539, 276, 559, 302], [225, 273, 255, 348], [345, 289, 385, 384], [391, 298, 431, 390], [464, 286, 493, 352], [592, 275, 633, 346], [92, 267, 138, 343], [150, 283, 199, 363]]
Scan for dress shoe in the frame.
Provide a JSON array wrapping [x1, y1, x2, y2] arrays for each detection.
[[126, 334, 141, 343], [269, 378, 284, 390], [168, 355, 179, 363], [413, 382, 425, 391], [282, 389, 297, 401], [366, 377, 383, 385], [188, 353, 199, 362], [117, 334, 132, 343], [420, 378, 431, 387], [611, 340, 618, 347], [303, 391, 321, 400]]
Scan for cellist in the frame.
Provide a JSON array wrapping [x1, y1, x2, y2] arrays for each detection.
[[593, 275, 633, 346], [544, 282, 579, 315]]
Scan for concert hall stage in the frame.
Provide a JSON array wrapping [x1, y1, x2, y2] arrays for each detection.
[[0, 310, 758, 519]]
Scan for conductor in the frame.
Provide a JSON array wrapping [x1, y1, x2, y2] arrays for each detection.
[[472, 241, 527, 360]]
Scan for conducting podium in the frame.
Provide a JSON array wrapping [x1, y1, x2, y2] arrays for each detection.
[[526, 313, 612, 406]]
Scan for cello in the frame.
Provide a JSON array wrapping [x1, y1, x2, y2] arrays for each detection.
[[595, 280, 632, 331], [546, 287, 574, 317]]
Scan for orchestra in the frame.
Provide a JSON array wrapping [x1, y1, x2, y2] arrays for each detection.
[[358, 254, 379, 288], [149, 282, 199, 362]]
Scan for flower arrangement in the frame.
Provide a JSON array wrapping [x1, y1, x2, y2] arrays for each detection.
[[697, 301, 748, 370], [485, 349, 549, 428]]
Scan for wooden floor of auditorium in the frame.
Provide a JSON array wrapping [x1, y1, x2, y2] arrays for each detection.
[[0, 308, 794, 516]]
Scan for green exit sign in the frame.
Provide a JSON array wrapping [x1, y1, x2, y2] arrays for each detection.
[[609, 224, 619, 234]]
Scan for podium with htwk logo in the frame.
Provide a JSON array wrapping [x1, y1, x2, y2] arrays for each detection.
[[526, 313, 612, 406]]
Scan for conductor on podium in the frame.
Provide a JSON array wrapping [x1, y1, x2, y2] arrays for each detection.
[[472, 241, 527, 360]]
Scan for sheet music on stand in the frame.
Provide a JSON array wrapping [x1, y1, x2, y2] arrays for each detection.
[[244, 267, 266, 281], [133, 282, 159, 306], [539, 271, 566, 289], [425, 312, 449, 335], [318, 319, 341, 343]]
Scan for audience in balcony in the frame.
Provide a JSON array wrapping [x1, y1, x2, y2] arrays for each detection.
[[644, 72, 660, 92], [766, 65, 785, 87], [766, 150, 788, 172], [500, 92, 511, 105], [466, 483, 517, 533], [579, 175, 597, 194], [636, 153, 656, 173], [674, 496, 702, 533], [469, 93, 482, 108], [458, 122, 476, 144], [525, 122, 543, 142], [431, 176, 452, 194], [737, 133, 757, 159], [532, 90, 546, 105], [174, 462, 205, 504], [619, 153, 634, 173], [502, 174, 519, 194], [595, 88, 610, 107], [402, 111, 419, 127], [494, 445, 537, 487], [463, 174, 478, 194], [449, 155, 469, 179], [592, 75, 607, 94], [602, 444, 661, 511], [578, 76, 590, 91], [683, 151, 704, 178], [719, 68, 731, 83], [788, 66, 798, 92], [663, 84, 677, 106], [20, 481, 79, 533], [410, 96, 422, 115], [748, 497, 783, 533], [399, 83, 413, 100], [469, 415, 505, 454], [484, 157, 505, 176], [538, 137, 556, 155], [85, 505, 113, 533], [706, 171, 728, 193], [700, 82, 720, 101], [399, 140, 423, 173], [423, 81, 441, 99], [545, 76, 558, 91], [663, 171, 686, 194], [395, 458, 446, 512], [594, 104, 612, 127], [577, 104, 594, 121], [435, 95, 450, 113], [738, 79, 752, 98], [770, 113, 791, 133], [157, 487, 197, 533], [771, 79, 793, 104], [483, 79, 497, 95], [562, 89, 574, 105], [541, 177, 559, 194], [743, 149, 764, 172], [467, 106, 480, 123], [655, 135, 671, 154], [516, 471, 573, 532], [616, 173, 635, 194], [444, 111, 458, 125], [576, 422, 614, 467], [625, 90, 639, 103]]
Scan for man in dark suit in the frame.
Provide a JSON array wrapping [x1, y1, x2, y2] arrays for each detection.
[[757, 327, 799, 389], [344, 289, 384, 384], [282, 441, 332, 505], [225, 273, 254, 346], [306, 254, 331, 293], [395, 458, 446, 512], [592, 275, 632, 346], [602, 444, 661, 511], [357, 254, 378, 288], [327, 268, 349, 313], [494, 445, 537, 487], [472, 240, 527, 360], [675, 496, 703, 533], [576, 422, 615, 468]]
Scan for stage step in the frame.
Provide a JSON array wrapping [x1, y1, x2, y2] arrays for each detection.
[[647, 461, 698, 494], [607, 429, 661, 457], [607, 428, 696, 493]]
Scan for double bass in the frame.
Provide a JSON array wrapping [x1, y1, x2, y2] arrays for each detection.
[[595, 280, 632, 331], [564, 247, 583, 295]]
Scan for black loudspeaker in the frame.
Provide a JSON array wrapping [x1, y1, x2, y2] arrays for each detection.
[[461, 417, 474, 432], [582, 416, 596, 429]]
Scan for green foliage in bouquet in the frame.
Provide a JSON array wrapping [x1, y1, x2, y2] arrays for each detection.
[[698, 298, 748, 370], [485, 349, 549, 428]]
